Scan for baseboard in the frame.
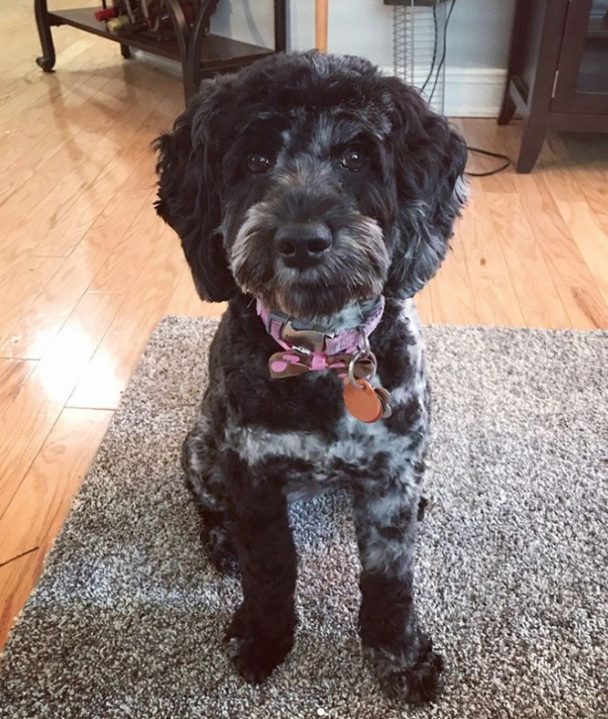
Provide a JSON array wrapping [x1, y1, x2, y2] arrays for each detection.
[[443, 67, 507, 118], [381, 66, 507, 118], [135, 51, 507, 119]]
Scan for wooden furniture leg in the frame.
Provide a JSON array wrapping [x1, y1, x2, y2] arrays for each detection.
[[497, 0, 570, 173], [498, 0, 529, 126], [34, 0, 56, 71], [316, 0, 328, 52], [274, 0, 287, 52], [517, 116, 549, 173], [498, 91, 517, 125]]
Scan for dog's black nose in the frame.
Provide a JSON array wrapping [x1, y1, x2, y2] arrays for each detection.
[[275, 223, 332, 269]]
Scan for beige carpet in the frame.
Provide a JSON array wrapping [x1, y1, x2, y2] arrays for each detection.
[[0, 317, 606, 718]]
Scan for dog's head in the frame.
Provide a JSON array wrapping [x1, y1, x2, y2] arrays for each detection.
[[154, 52, 467, 317]]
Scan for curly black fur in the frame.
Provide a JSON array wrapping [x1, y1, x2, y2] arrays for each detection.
[[155, 51, 467, 703]]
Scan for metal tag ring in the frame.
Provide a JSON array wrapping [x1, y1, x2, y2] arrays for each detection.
[[347, 348, 377, 388]]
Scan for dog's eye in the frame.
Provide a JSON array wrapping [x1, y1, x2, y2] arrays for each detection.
[[246, 153, 272, 174], [340, 147, 368, 172]]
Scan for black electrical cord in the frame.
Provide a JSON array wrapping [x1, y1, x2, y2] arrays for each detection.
[[465, 145, 512, 176], [416, 0, 511, 177], [419, 3, 438, 94], [428, 0, 457, 104]]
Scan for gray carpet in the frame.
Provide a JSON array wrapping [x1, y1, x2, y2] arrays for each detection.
[[1, 318, 606, 719]]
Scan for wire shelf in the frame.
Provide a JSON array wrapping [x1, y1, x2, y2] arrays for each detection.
[[391, 0, 448, 114]]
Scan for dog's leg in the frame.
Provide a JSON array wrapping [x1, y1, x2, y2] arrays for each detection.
[[224, 452, 297, 684], [182, 414, 238, 573], [353, 469, 443, 703]]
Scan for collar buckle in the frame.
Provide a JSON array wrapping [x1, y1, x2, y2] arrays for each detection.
[[281, 321, 327, 353]]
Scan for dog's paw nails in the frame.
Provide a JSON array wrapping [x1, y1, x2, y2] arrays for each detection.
[[203, 527, 239, 575], [380, 650, 444, 703], [224, 609, 294, 684], [226, 636, 291, 684], [368, 638, 444, 704], [209, 548, 240, 575]]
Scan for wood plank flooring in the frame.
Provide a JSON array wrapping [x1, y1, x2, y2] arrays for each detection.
[[1, 0, 607, 648]]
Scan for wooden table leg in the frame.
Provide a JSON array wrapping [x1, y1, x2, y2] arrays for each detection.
[[516, 116, 548, 173], [275, 0, 287, 52], [316, 0, 328, 52], [498, 86, 517, 125], [34, 0, 56, 71], [497, 0, 528, 125]]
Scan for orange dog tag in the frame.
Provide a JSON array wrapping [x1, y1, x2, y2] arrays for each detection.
[[343, 379, 383, 423]]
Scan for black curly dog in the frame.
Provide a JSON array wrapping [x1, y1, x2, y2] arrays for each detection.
[[154, 52, 467, 703]]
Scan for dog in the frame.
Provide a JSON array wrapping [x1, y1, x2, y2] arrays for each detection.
[[154, 51, 467, 703]]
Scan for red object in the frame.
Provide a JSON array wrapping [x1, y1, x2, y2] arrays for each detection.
[[182, 3, 196, 24], [95, 7, 117, 21]]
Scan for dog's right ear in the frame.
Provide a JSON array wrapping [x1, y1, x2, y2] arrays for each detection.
[[154, 84, 237, 302]]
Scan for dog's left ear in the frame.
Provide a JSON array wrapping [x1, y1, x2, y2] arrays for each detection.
[[154, 83, 237, 302], [382, 77, 468, 298]]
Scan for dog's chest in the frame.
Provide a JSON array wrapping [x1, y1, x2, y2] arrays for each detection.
[[220, 299, 429, 498], [226, 401, 426, 501]]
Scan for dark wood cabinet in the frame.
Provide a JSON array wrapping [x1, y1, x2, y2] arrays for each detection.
[[499, 0, 608, 172]]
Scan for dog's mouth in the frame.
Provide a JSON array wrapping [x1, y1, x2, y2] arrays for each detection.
[[262, 268, 384, 319], [229, 211, 391, 319]]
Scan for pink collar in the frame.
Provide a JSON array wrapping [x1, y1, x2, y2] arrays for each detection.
[[256, 296, 385, 376]]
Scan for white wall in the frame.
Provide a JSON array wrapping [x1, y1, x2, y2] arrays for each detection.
[[210, 0, 516, 116], [446, 0, 515, 69]]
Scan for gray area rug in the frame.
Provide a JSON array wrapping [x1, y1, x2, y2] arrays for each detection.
[[1, 317, 606, 719]]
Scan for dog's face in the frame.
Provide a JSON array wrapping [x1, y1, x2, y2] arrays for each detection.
[[155, 52, 467, 318], [220, 104, 393, 318]]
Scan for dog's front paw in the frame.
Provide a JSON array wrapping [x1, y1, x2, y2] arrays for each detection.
[[367, 635, 444, 704], [224, 608, 294, 684], [203, 525, 239, 575]]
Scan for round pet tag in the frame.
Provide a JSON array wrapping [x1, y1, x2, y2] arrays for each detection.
[[343, 379, 383, 423]]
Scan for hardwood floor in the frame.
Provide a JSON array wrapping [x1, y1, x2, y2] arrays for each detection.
[[1, 0, 607, 649]]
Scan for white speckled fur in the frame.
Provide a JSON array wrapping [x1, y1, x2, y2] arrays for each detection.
[[182, 299, 429, 579]]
